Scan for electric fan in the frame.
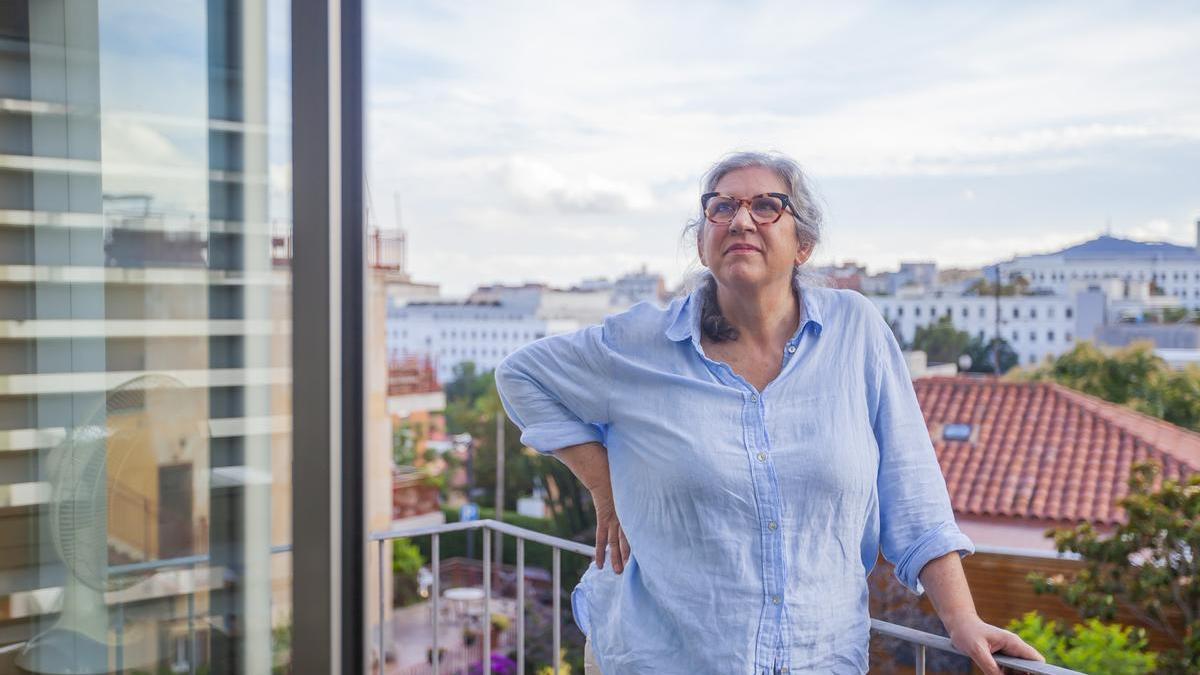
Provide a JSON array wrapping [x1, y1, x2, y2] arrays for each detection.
[[18, 374, 204, 674]]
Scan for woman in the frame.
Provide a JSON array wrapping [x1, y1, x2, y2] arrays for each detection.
[[495, 152, 1043, 674]]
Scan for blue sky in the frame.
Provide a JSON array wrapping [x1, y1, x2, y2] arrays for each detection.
[[362, 2, 1200, 295]]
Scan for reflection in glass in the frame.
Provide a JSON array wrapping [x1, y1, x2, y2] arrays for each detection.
[[0, 1, 291, 672]]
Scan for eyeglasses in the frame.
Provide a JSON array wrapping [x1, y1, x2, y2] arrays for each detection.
[[700, 192, 798, 225]]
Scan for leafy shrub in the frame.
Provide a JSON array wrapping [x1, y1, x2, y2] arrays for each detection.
[[1007, 611, 1157, 674]]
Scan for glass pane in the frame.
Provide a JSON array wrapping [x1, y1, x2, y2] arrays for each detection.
[[0, 1, 292, 672]]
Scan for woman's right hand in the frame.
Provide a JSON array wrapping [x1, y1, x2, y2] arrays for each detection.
[[549, 441, 631, 574], [590, 479, 630, 574]]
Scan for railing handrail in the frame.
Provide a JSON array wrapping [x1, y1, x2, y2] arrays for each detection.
[[370, 518, 593, 557], [870, 619, 1079, 675]]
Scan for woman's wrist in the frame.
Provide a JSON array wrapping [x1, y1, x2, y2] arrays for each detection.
[[552, 441, 611, 493], [941, 609, 982, 634]]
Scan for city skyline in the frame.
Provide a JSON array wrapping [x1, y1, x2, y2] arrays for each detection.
[[366, 1, 1200, 296]]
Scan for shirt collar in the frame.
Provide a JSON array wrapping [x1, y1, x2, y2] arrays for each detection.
[[664, 275, 824, 345]]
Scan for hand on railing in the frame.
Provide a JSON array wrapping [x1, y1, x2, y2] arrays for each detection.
[[590, 479, 630, 574], [946, 616, 1045, 675]]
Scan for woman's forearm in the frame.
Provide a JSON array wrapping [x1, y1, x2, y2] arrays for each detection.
[[552, 441, 611, 491], [919, 552, 980, 627]]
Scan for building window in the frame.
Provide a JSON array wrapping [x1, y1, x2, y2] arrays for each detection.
[[898, 306, 904, 316], [1012, 331, 1019, 342], [1047, 330, 1055, 342], [1048, 307, 1055, 318], [1030, 308, 1037, 319], [1066, 308, 1074, 318], [914, 307, 921, 317], [1066, 331, 1073, 341], [1012, 307, 1019, 319], [978, 307, 985, 318], [1030, 331, 1037, 342], [960, 306, 968, 318], [943, 424, 972, 441]]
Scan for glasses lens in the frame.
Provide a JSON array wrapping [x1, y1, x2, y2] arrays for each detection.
[[750, 195, 784, 222], [705, 196, 737, 222]]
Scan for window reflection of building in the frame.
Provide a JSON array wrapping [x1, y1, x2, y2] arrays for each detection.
[[0, 1, 290, 672]]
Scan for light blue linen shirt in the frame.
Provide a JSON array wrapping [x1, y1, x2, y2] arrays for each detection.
[[495, 278, 974, 675]]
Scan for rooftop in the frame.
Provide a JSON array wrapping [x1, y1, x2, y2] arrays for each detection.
[[916, 376, 1200, 526], [1016, 234, 1200, 262]]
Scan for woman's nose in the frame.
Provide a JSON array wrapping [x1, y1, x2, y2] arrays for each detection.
[[729, 205, 757, 233]]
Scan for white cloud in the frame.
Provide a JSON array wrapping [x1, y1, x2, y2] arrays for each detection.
[[365, 1, 1200, 290], [497, 156, 653, 214], [1123, 218, 1195, 245]]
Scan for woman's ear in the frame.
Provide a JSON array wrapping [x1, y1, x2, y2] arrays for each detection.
[[794, 241, 814, 267]]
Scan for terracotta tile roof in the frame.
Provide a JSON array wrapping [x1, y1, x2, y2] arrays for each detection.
[[914, 376, 1200, 526]]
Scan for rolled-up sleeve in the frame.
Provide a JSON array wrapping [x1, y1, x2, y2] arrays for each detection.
[[868, 318, 974, 595], [495, 324, 611, 455]]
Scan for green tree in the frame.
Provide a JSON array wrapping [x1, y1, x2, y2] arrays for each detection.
[[885, 317, 907, 350], [393, 419, 417, 466], [911, 315, 970, 365], [1028, 462, 1200, 673], [392, 537, 426, 607], [1020, 341, 1200, 432], [443, 364, 596, 540], [964, 334, 1018, 374], [1161, 307, 1190, 323], [1007, 611, 1157, 674], [965, 276, 1031, 296]]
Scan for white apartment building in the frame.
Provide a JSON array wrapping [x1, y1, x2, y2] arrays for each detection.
[[387, 301, 551, 383], [870, 292, 1081, 366], [392, 270, 667, 383], [869, 274, 1184, 367], [1002, 230, 1200, 309]]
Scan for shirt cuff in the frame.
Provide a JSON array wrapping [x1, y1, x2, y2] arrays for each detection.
[[894, 521, 975, 595], [519, 420, 605, 455]]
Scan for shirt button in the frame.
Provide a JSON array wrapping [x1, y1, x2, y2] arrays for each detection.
[[750, 393, 758, 402], [768, 521, 778, 531], [786, 345, 796, 353], [772, 595, 781, 605], [756, 452, 767, 462]]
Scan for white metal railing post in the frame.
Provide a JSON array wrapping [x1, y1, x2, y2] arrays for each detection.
[[378, 539, 386, 670], [432, 532, 441, 674], [483, 528, 491, 675], [115, 602, 125, 671], [516, 537, 525, 675], [187, 572, 197, 675], [552, 547, 561, 675], [915, 644, 926, 674]]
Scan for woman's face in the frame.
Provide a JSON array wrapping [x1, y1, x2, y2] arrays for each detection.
[[697, 166, 813, 292]]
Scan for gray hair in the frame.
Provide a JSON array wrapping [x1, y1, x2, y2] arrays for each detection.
[[680, 151, 826, 342]]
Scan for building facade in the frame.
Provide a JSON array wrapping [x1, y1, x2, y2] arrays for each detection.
[[1001, 232, 1200, 309]]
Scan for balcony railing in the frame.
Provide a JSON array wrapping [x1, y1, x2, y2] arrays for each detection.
[[372, 518, 1081, 675]]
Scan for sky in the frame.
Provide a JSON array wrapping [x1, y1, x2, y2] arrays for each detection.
[[361, 2, 1200, 296]]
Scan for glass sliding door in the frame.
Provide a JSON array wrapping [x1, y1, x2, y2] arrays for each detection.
[[0, 0, 292, 672]]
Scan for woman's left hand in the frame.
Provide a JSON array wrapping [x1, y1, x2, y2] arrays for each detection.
[[946, 615, 1044, 675]]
